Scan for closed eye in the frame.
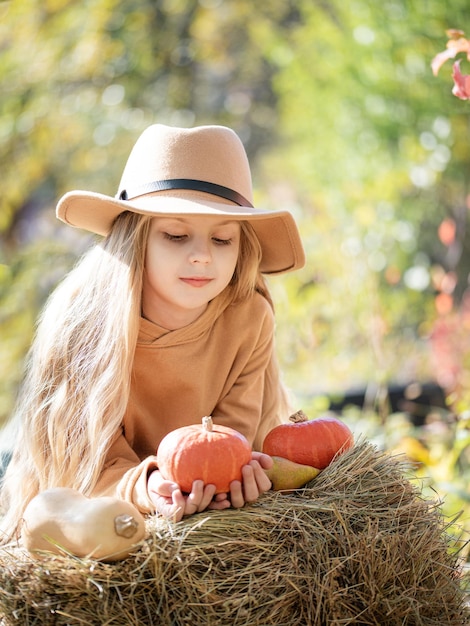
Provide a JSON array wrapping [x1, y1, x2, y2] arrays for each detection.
[[212, 237, 233, 245], [163, 232, 187, 242], [163, 232, 233, 245]]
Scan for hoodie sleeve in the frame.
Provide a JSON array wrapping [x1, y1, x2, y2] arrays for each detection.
[[91, 428, 158, 514]]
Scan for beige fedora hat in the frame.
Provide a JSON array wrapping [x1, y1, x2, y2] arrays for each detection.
[[56, 124, 305, 275]]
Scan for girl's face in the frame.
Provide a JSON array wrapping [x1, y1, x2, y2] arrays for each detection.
[[142, 215, 241, 329]]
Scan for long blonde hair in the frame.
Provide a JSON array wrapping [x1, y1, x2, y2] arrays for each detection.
[[0, 212, 287, 541]]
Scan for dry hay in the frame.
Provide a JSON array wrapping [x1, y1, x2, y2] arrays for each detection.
[[0, 441, 468, 626]]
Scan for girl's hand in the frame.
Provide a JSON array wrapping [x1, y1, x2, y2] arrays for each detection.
[[210, 451, 273, 510], [147, 470, 225, 522], [147, 452, 273, 519]]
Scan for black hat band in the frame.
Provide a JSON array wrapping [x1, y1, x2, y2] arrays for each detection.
[[118, 179, 253, 207]]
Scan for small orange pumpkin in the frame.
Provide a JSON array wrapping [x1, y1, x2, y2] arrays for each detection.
[[156, 416, 252, 493], [263, 411, 354, 469]]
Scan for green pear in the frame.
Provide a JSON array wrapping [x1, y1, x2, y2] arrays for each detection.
[[265, 456, 321, 491]]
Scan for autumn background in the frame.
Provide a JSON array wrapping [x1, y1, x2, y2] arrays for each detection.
[[1, 0, 469, 557]]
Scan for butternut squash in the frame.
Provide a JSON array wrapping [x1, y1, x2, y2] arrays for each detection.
[[21, 488, 147, 562]]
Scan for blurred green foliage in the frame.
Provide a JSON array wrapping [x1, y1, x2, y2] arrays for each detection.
[[1, 0, 470, 551]]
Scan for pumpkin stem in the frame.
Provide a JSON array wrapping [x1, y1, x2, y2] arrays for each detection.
[[114, 514, 140, 538], [202, 415, 214, 432], [289, 410, 309, 424]]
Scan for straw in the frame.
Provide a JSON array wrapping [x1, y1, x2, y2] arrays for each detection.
[[0, 441, 468, 625]]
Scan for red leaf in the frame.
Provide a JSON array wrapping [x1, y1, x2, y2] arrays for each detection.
[[452, 60, 470, 99]]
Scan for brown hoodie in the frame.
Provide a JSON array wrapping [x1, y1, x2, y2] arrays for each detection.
[[92, 291, 283, 512]]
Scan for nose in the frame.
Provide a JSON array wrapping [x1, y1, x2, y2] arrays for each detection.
[[188, 237, 212, 264]]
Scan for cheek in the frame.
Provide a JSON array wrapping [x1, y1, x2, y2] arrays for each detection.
[[218, 254, 238, 283], [145, 242, 173, 274], [143, 248, 167, 290], [224, 243, 240, 273]]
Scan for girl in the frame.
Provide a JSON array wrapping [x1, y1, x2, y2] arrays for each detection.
[[0, 123, 305, 540]]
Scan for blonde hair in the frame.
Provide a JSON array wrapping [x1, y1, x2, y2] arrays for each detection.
[[0, 212, 288, 542]]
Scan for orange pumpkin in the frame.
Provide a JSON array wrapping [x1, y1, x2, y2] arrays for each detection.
[[262, 411, 354, 469], [156, 416, 252, 493]]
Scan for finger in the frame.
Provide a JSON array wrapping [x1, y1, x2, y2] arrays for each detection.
[[209, 492, 231, 510], [197, 484, 217, 511], [241, 464, 259, 503], [185, 481, 216, 514], [229, 480, 244, 508], [182, 481, 217, 516], [208, 498, 231, 511], [251, 451, 273, 470], [170, 489, 186, 521], [250, 459, 272, 493], [213, 492, 228, 502], [152, 492, 185, 522], [147, 470, 181, 500], [184, 480, 205, 514], [152, 480, 180, 498]]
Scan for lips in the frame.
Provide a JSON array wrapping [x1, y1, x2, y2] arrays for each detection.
[[180, 277, 214, 288]]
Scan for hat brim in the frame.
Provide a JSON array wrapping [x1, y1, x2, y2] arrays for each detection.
[[56, 190, 305, 275]]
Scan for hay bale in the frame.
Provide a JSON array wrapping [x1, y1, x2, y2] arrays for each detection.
[[0, 442, 468, 625]]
